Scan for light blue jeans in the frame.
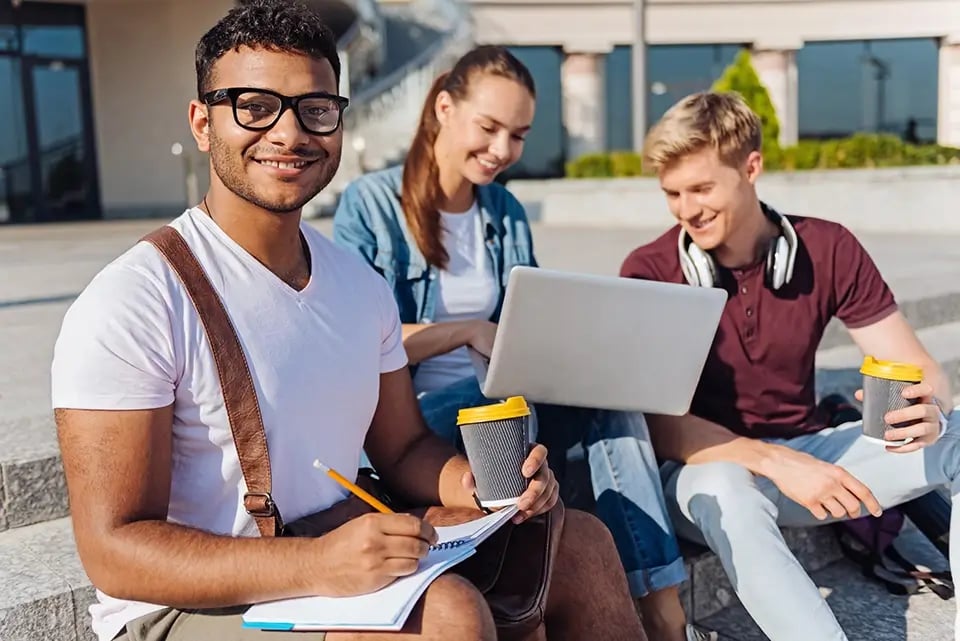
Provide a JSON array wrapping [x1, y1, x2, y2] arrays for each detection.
[[660, 408, 960, 641], [418, 376, 687, 598]]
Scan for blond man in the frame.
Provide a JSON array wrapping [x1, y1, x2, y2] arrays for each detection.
[[621, 91, 958, 641]]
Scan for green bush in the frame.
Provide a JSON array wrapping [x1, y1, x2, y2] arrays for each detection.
[[712, 49, 781, 157], [564, 153, 612, 178], [565, 134, 960, 178], [609, 151, 644, 177]]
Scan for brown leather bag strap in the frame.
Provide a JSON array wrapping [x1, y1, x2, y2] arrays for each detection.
[[143, 226, 280, 537]]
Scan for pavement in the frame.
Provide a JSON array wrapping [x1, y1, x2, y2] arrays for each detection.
[[0, 215, 957, 640]]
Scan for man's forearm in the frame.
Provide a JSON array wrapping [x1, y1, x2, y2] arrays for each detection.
[[646, 412, 781, 476], [87, 520, 337, 608], [378, 431, 475, 509]]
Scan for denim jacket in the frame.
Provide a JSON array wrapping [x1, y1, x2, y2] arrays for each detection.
[[332, 165, 538, 324]]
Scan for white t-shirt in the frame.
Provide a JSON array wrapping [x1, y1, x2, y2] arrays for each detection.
[[413, 201, 498, 394], [50, 208, 407, 641]]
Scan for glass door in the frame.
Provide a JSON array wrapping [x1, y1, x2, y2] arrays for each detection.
[[24, 56, 98, 221]]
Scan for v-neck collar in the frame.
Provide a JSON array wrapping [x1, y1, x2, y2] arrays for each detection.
[[189, 207, 315, 299]]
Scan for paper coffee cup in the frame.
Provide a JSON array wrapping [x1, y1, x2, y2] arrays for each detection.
[[859, 356, 923, 446], [457, 396, 532, 508]]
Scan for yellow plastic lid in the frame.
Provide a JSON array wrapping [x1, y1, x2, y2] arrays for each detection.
[[457, 396, 530, 425], [860, 356, 923, 383]]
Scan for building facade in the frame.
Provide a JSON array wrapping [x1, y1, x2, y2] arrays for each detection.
[[3, 0, 960, 222], [0, 0, 380, 224], [467, 0, 960, 179]]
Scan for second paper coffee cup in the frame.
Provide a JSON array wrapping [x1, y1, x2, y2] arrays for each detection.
[[859, 356, 923, 445], [457, 396, 532, 508]]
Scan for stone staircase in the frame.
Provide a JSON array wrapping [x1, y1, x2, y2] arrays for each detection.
[[3, 221, 958, 639], [303, 0, 475, 217]]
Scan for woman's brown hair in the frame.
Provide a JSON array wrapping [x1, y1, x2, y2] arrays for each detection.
[[402, 45, 535, 268]]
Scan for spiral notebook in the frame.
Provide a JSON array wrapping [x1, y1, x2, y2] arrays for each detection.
[[241, 505, 519, 632]]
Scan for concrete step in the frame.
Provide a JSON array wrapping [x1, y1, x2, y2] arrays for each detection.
[[815, 321, 960, 407], [0, 517, 95, 641], [0, 302, 72, 534], [821, 288, 960, 350]]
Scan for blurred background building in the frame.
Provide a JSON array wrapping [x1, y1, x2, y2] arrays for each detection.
[[1, 0, 959, 223]]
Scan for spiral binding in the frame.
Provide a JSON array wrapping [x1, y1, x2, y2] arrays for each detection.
[[429, 538, 469, 551]]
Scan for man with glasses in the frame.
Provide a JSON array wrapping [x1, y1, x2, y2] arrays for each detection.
[[50, 2, 644, 641]]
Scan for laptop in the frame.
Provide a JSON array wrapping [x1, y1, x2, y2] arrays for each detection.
[[469, 266, 727, 415]]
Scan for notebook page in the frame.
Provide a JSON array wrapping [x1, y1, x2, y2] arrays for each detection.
[[432, 505, 518, 548], [242, 545, 475, 631]]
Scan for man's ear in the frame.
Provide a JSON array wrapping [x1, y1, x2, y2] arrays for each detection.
[[744, 150, 763, 185], [188, 100, 211, 152]]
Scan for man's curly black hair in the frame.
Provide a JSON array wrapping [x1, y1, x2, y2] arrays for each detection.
[[195, 0, 340, 98]]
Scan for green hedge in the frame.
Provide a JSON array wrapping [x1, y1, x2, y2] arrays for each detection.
[[712, 50, 781, 160], [565, 134, 960, 178]]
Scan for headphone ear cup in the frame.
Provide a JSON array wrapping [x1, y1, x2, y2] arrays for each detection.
[[688, 243, 717, 289], [678, 247, 701, 287], [764, 237, 776, 289], [766, 236, 790, 290]]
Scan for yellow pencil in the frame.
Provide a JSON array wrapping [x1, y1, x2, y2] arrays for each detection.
[[313, 459, 395, 514]]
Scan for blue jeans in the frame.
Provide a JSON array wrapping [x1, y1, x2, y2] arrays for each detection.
[[418, 376, 686, 598], [660, 407, 960, 641]]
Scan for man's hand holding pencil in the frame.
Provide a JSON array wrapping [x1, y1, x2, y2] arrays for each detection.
[[311, 460, 438, 595]]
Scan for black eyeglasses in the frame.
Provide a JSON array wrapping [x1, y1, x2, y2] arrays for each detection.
[[202, 87, 349, 136]]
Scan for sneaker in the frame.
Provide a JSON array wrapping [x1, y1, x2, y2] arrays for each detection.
[[685, 624, 719, 641]]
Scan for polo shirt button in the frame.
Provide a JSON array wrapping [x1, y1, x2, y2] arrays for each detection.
[[745, 308, 753, 317], [741, 286, 748, 294]]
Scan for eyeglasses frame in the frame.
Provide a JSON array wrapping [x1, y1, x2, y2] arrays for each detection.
[[201, 86, 350, 136]]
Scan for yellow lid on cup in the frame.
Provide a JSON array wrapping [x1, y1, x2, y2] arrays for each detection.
[[860, 356, 923, 383], [457, 396, 530, 425]]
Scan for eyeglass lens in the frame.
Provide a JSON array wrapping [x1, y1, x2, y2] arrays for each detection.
[[234, 91, 342, 133]]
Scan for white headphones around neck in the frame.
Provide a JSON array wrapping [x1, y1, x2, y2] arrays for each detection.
[[677, 203, 799, 290]]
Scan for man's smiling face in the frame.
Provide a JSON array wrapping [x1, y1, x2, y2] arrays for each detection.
[[198, 46, 343, 213]]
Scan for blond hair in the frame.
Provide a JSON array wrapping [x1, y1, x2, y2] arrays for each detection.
[[642, 91, 762, 173]]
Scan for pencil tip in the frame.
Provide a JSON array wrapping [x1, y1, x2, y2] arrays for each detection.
[[313, 459, 328, 472]]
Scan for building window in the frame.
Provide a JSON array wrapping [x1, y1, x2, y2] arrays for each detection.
[[22, 24, 85, 59], [0, 1, 99, 223], [605, 44, 744, 151], [502, 46, 565, 180], [798, 38, 939, 143]]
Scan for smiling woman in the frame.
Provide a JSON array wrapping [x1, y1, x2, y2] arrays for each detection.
[[333, 45, 538, 393]]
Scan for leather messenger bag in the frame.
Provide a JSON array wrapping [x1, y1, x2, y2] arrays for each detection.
[[143, 226, 565, 639]]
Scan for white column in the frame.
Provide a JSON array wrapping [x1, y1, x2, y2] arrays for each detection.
[[751, 48, 799, 147], [938, 41, 960, 147], [561, 52, 607, 160]]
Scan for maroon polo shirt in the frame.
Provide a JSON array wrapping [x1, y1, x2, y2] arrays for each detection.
[[620, 215, 898, 439]]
